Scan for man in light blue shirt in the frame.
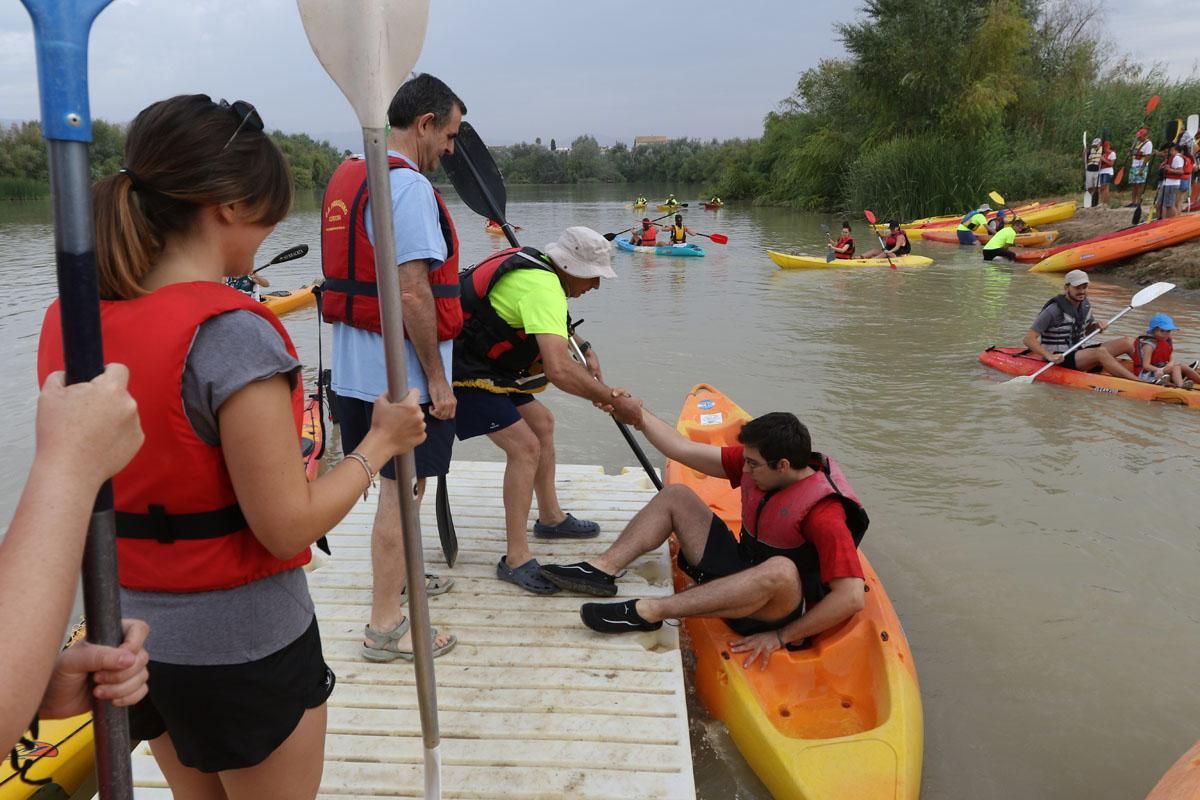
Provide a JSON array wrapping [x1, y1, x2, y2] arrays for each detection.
[[322, 74, 465, 662]]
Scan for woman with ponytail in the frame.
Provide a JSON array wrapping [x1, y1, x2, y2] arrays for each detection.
[[36, 95, 430, 798]]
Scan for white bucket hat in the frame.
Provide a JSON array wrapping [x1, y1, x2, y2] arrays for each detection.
[[545, 227, 617, 280]]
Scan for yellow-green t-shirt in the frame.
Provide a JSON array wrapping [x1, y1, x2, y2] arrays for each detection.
[[487, 265, 569, 338], [982, 226, 1017, 251]]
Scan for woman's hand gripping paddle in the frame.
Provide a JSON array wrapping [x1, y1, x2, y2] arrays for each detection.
[[863, 209, 897, 269], [820, 223, 836, 263], [20, 2, 138, 796], [296, 3, 445, 797], [441, 122, 665, 490], [1007, 282, 1176, 385]]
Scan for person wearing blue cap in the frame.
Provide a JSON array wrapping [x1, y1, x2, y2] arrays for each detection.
[[1132, 313, 1200, 388]]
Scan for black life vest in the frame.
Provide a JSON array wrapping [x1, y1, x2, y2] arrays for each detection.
[[1039, 294, 1092, 354], [453, 247, 562, 394]]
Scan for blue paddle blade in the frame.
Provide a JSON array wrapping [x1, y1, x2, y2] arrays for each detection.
[[20, 0, 114, 142], [440, 120, 508, 220]]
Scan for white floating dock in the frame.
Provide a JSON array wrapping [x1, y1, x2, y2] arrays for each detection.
[[128, 461, 696, 799]]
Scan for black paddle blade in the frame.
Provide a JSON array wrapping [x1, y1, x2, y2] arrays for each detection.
[[441, 121, 508, 222], [435, 475, 457, 568], [274, 244, 309, 263]]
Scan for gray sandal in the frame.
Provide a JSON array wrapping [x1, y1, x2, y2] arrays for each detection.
[[400, 573, 455, 605], [362, 618, 458, 663]]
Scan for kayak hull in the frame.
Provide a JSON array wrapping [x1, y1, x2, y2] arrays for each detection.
[[0, 714, 93, 799], [896, 201, 1077, 240], [979, 347, 1200, 408], [666, 384, 923, 800], [1029, 214, 1200, 272], [614, 238, 705, 257], [920, 229, 1059, 247], [656, 203, 682, 212], [702, 202, 723, 210], [261, 282, 319, 316], [768, 250, 932, 270], [1146, 740, 1200, 799]]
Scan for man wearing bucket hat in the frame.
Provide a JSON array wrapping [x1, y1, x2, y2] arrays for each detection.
[[452, 226, 642, 594], [1132, 313, 1200, 389], [1022, 269, 1142, 380]]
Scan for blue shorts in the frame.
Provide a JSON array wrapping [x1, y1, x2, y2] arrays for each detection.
[[335, 394, 454, 479], [1180, 178, 1191, 197], [1162, 185, 1180, 207], [454, 388, 535, 440], [1131, 164, 1149, 184], [956, 228, 978, 245], [1099, 172, 1113, 185]]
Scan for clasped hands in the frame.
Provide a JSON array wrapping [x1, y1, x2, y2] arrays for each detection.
[[595, 388, 644, 427]]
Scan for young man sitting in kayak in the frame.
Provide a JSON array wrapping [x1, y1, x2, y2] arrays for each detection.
[[1022, 270, 1142, 381], [667, 214, 694, 244], [541, 407, 867, 669], [955, 203, 991, 244], [859, 220, 910, 259], [226, 271, 270, 301], [1132, 313, 1200, 388], [830, 222, 855, 259]]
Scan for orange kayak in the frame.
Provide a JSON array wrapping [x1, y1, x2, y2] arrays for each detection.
[[920, 228, 1059, 247], [1014, 217, 1187, 263], [665, 384, 923, 800], [302, 395, 325, 481], [485, 221, 522, 236], [261, 281, 319, 316], [1146, 740, 1200, 799], [979, 347, 1200, 408], [1030, 214, 1200, 273]]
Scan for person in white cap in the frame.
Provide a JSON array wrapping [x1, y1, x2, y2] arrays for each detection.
[[452, 227, 642, 594], [1022, 269, 1141, 379]]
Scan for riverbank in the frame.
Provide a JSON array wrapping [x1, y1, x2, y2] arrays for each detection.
[[1024, 193, 1200, 288]]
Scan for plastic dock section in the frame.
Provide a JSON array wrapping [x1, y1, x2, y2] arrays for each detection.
[[126, 460, 696, 799]]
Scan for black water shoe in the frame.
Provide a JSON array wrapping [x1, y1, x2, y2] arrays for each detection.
[[540, 562, 618, 596], [581, 599, 662, 633]]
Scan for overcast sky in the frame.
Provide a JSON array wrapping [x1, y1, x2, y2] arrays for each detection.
[[2, 1, 1198, 153]]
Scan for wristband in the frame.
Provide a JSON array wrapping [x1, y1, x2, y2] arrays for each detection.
[[345, 452, 377, 500]]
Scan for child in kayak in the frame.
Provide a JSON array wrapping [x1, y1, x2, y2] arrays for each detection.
[[1132, 313, 1200, 388], [37, 94, 430, 799]]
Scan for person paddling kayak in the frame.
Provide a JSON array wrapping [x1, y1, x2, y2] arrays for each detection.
[[860, 220, 910, 259], [831, 221, 855, 259], [225, 271, 270, 301], [541, 406, 868, 669], [667, 214, 694, 244], [1022, 270, 1142, 381]]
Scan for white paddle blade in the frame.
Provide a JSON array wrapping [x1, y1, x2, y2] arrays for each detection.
[[1131, 281, 1176, 307], [1007, 375, 1035, 385], [1188, 115, 1199, 137], [297, 0, 430, 128]]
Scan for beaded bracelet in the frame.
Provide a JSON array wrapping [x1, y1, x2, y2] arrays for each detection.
[[345, 452, 377, 500]]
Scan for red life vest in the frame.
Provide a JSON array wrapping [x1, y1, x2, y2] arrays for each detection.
[[736, 453, 869, 609], [37, 282, 310, 592], [641, 225, 657, 246], [1184, 154, 1195, 177], [453, 247, 560, 393], [320, 155, 463, 341], [1132, 334, 1174, 370], [835, 235, 854, 259], [1166, 155, 1186, 180]]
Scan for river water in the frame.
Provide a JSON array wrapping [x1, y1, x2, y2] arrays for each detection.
[[2, 183, 1197, 799]]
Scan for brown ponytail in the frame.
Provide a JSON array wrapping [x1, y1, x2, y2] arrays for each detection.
[[93, 94, 293, 300]]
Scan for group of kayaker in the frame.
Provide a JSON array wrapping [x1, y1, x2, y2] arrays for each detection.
[[1023, 270, 1196, 388], [5, 71, 882, 797]]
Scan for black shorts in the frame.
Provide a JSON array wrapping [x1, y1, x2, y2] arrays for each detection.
[[453, 387, 535, 440], [676, 514, 806, 636], [335, 394, 454, 479], [1061, 343, 1102, 371], [982, 248, 1016, 261], [128, 617, 334, 773]]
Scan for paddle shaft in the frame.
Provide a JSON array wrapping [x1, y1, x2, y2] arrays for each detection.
[[608, 211, 675, 241], [448, 139, 665, 489], [22, 2, 133, 796], [1025, 304, 1134, 382], [363, 129, 442, 754]]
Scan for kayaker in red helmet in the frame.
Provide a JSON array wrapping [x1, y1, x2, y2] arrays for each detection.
[[542, 408, 868, 669], [1022, 270, 1141, 380]]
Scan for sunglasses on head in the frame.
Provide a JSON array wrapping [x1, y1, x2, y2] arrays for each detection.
[[219, 99, 264, 152]]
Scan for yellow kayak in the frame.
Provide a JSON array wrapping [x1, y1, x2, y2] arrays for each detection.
[[656, 203, 682, 212], [666, 385, 923, 800], [261, 281, 320, 316], [0, 714, 94, 799], [898, 201, 1077, 240], [768, 250, 933, 270]]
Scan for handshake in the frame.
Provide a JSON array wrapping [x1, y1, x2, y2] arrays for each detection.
[[595, 388, 644, 428]]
